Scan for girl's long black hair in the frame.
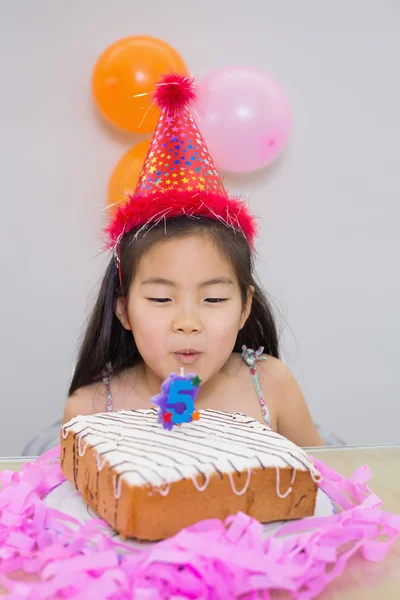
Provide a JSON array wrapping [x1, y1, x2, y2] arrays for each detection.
[[69, 217, 280, 396]]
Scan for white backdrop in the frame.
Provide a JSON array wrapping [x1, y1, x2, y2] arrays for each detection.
[[0, 0, 399, 455]]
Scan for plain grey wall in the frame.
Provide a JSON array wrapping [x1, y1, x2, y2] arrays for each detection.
[[0, 0, 399, 456]]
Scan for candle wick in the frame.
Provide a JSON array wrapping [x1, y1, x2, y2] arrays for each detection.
[[180, 367, 185, 377]]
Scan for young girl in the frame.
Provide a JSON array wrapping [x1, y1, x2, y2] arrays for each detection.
[[63, 74, 323, 448]]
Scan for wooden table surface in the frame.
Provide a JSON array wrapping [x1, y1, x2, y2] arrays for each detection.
[[1, 445, 399, 599]]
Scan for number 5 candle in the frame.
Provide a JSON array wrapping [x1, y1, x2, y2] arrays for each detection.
[[151, 371, 201, 430]]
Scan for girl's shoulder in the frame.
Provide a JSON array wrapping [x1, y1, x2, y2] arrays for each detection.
[[227, 351, 289, 384], [256, 354, 292, 383], [255, 354, 302, 406], [62, 381, 108, 424], [235, 349, 290, 383], [63, 366, 144, 424]]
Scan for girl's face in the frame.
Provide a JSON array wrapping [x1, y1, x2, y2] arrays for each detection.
[[116, 234, 252, 387]]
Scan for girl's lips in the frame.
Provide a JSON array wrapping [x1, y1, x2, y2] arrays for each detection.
[[174, 352, 202, 365]]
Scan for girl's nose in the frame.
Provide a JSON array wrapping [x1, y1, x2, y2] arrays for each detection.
[[172, 310, 202, 334]]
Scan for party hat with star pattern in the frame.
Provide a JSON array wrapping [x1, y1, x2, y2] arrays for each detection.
[[106, 73, 257, 247]]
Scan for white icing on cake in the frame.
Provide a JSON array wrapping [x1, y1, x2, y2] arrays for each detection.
[[62, 408, 321, 497]]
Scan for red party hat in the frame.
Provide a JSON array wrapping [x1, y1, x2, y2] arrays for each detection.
[[106, 74, 257, 247]]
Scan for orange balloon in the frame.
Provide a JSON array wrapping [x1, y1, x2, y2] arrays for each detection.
[[108, 140, 151, 212], [92, 36, 188, 133]]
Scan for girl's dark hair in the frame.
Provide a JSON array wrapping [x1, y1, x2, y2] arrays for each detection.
[[69, 217, 280, 396]]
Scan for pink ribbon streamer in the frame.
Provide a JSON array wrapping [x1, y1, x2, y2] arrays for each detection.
[[0, 446, 399, 599]]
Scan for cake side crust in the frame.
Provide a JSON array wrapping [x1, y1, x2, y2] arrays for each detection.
[[61, 429, 318, 541]]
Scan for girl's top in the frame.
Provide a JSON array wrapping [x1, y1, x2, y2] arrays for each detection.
[[102, 346, 271, 427]]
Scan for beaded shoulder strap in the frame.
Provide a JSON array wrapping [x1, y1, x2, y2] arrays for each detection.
[[241, 346, 271, 427], [102, 362, 114, 413]]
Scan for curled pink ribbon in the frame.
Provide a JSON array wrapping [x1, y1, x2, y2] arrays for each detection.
[[0, 446, 399, 599]]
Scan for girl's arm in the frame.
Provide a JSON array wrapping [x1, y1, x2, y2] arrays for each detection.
[[276, 368, 325, 447], [259, 357, 324, 447]]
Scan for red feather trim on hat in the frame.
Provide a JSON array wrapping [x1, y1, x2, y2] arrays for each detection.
[[105, 191, 257, 248]]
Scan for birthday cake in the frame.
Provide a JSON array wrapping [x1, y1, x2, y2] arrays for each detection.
[[60, 408, 321, 541]]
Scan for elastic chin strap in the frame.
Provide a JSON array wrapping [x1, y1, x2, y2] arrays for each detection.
[[116, 244, 132, 330]]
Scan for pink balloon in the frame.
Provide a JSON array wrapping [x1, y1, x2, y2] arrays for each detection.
[[195, 67, 292, 173]]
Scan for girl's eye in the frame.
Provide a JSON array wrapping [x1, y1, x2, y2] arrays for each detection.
[[147, 298, 228, 304]]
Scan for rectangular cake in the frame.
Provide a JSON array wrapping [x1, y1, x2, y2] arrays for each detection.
[[61, 408, 321, 541]]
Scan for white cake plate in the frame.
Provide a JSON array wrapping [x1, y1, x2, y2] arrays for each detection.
[[45, 480, 335, 550]]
